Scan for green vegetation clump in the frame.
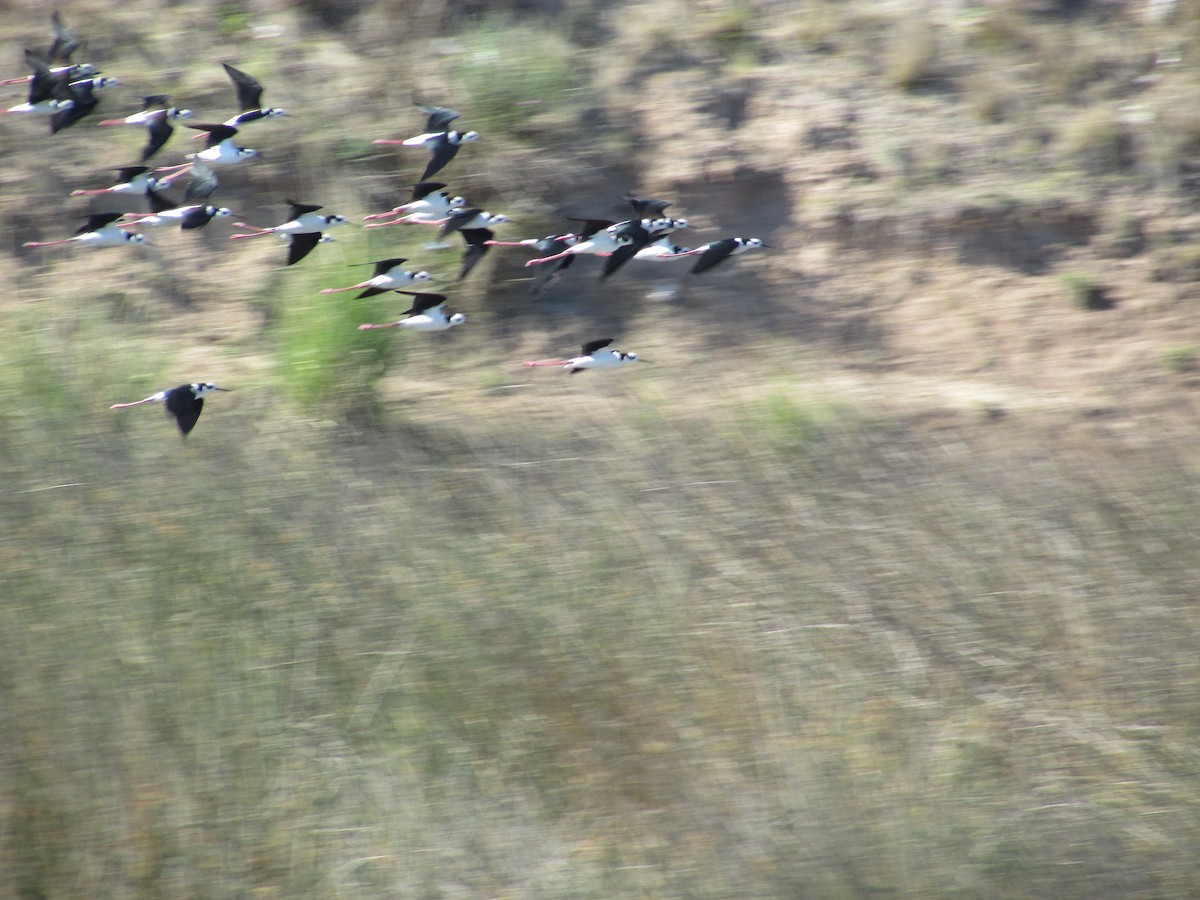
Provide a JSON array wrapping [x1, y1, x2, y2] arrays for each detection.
[[449, 19, 585, 138]]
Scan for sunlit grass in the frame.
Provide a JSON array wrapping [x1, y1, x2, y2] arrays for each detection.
[[450, 18, 585, 138], [270, 256, 400, 415]]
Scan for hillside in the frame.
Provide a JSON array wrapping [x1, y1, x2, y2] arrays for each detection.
[[5, 1, 1200, 896]]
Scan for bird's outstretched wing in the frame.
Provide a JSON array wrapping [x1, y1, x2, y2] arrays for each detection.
[[287, 231, 323, 266]]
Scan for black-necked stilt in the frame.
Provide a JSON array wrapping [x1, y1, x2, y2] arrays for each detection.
[[230, 200, 347, 265], [374, 104, 479, 182], [688, 237, 768, 274], [362, 182, 467, 226], [522, 338, 645, 374], [23, 213, 146, 248], [357, 292, 466, 332], [4, 51, 74, 115], [219, 63, 287, 127], [48, 76, 118, 133], [110, 382, 229, 436], [98, 95, 192, 162], [120, 162, 232, 230], [485, 232, 579, 295], [71, 165, 159, 197], [320, 257, 434, 298], [0, 13, 96, 87], [524, 219, 617, 267], [99, 94, 191, 127], [158, 123, 257, 183], [433, 207, 509, 239], [602, 216, 692, 279], [599, 219, 654, 280], [632, 235, 693, 261]]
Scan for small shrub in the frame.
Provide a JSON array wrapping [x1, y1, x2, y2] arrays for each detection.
[[1060, 271, 1111, 309], [966, 72, 1014, 123], [1149, 244, 1200, 283], [885, 17, 942, 91], [1060, 107, 1134, 176], [1164, 347, 1198, 374]]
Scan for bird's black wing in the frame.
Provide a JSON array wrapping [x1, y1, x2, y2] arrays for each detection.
[[115, 165, 150, 183], [531, 243, 574, 297], [458, 228, 492, 280], [565, 218, 615, 240], [438, 207, 481, 239], [371, 257, 408, 276], [24, 50, 57, 104], [689, 239, 737, 275], [50, 80, 97, 133], [581, 339, 614, 356], [146, 186, 176, 214], [166, 388, 203, 435], [420, 135, 459, 182], [287, 232, 323, 266], [419, 104, 460, 133], [141, 115, 175, 162], [141, 94, 169, 110], [80, 212, 122, 233], [286, 200, 323, 219], [600, 242, 643, 280], [47, 12, 81, 63], [410, 181, 446, 202], [600, 221, 651, 280], [355, 286, 390, 299], [184, 161, 219, 203], [179, 207, 215, 230], [395, 292, 447, 316], [187, 123, 237, 148], [626, 194, 671, 218], [223, 62, 264, 111]]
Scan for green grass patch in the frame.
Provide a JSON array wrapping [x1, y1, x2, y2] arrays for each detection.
[[450, 18, 585, 137], [270, 260, 400, 415]]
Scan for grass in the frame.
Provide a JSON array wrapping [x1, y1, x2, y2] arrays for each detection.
[[449, 18, 586, 138], [270, 258, 399, 414], [9, 353, 1200, 896]]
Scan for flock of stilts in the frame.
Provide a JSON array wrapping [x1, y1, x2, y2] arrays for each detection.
[[8, 13, 768, 435]]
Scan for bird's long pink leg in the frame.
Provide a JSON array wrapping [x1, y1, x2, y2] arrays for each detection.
[[372, 139, 406, 146], [485, 239, 533, 247], [357, 322, 400, 330], [96, 118, 127, 126], [0, 74, 30, 85], [22, 238, 76, 247], [70, 187, 114, 196], [154, 164, 192, 186], [109, 397, 158, 409], [229, 225, 274, 239], [362, 208, 403, 221], [525, 249, 573, 267], [319, 284, 366, 294], [522, 359, 569, 367]]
